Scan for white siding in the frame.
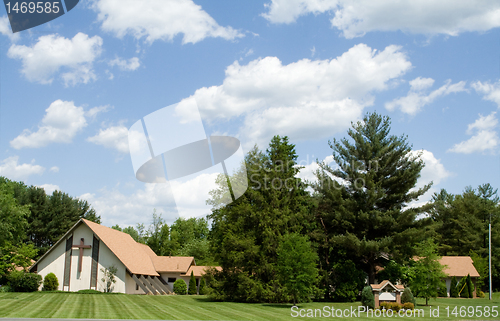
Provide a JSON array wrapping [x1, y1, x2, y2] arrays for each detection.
[[97, 239, 127, 293], [36, 235, 67, 291]]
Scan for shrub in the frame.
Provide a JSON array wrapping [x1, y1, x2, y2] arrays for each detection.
[[188, 271, 197, 295], [78, 289, 102, 294], [380, 302, 402, 311], [199, 277, 208, 295], [466, 274, 473, 298], [403, 302, 414, 310], [478, 290, 485, 298], [360, 286, 375, 310], [458, 276, 469, 298], [437, 286, 447, 297], [42, 273, 59, 291], [0, 285, 12, 292], [173, 279, 187, 295], [450, 276, 459, 297], [8, 271, 42, 292], [401, 287, 416, 305]]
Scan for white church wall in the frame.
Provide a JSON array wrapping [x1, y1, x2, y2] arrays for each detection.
[[69, 224, 94, 291], [97, 240, 126, 293], [159, 273, 193, 293], [125, 273, 147, 294], [36, 234, 68, 291]]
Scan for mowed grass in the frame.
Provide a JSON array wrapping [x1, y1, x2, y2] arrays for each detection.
[[0, 292, 499, 320]]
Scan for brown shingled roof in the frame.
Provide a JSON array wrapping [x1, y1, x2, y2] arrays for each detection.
[[181, 265, 222, 277], [82, 219, 158, 276], [151, 256, 195, 273], [439, 256, 480, 278]]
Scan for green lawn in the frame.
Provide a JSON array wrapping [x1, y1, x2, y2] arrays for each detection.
[[0, 292, 499, 320]]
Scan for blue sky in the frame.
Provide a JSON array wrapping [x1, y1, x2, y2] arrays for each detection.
[[1, 0, 499, 227]]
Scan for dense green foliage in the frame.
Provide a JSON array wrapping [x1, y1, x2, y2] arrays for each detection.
[[329, 260, 365, 302], [7, 271, 41, 292], [0, 242, 37, 284], [208, 136, 313, 302], [199, 277, 208, 295], [173, 279, 187, 295], [312, 112, 432, 295], [450, 276, 458, 298], [430, 184, 500, 289], [410, 239, 447, 305], [360, 286, 374, 309], [188, 271, 197, 295], [42, 273, 58, 291], [276, 233, 318, 304], [401, 287, 416, 305], [467, 274, 474, 298]]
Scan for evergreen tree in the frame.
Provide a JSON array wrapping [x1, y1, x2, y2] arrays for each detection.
[[188, 271, 197, 295], [430, 185, 500, 289], [458, 276, 469, 298], [467, 274, 474, 298], [313, 113, 432, 285], [208, 136, 313, 302], [450, 276, 458, 298], [199, 277, 208, 295]]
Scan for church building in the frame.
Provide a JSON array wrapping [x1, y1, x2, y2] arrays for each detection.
[[29, 218, 218, 294]]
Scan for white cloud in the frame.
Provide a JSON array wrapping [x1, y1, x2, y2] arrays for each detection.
[[448, 112, 499, 154], [412, 150, 451, 188], [50, 166, 59, 173], [0, 16, 20, 42], [38, 184, 60, 195], [0, 156, 45, 181], [472, 80, 500, 107], [262, 0, 500, 38], [92, 0, 243, 44], [177, 43, 411, 147], [87, 125, 130, 153], [7, 32, 103, 86], [10, 100, 87, 149], [109, 57, 140, 71], [386, 78, 466, 115], [80, 175, 217, 226]]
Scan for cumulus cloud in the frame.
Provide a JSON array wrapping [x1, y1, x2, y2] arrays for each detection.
[[177, 43, 411, 147], [87, 125, 130, 153], [108, 57, 140, 71], [80, 174, 218, 226], [262, 0, 500, 38], [38, 184, 60, 195], [472, 80, 500, 107], [448, 112, 499, 154], [386, 78, 466, 115], [92, 0, 243, 44], [10, 100, 87, 149], [7, 32, 103, 86], [0, 16, 19, 42], [50, 166, 59, 173], [0, 156, 45, 181]]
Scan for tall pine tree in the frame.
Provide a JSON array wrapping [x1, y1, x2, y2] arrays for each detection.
[[313, 112, 431, 285]]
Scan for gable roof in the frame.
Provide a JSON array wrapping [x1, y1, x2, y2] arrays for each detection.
[[371, 280, 404, 291], [82, 219, 159, 276], [440, 256, 480, 278], [31, 218, 219, 277]]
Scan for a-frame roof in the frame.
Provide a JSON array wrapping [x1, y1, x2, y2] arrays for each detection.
[[440, 256, 480, 278]]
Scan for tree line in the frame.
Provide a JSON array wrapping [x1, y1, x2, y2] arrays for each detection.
[[0, 112, 498, 303]]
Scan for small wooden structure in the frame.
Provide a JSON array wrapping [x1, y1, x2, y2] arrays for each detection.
[[370, 280, 404, 308]]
